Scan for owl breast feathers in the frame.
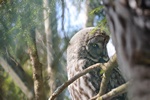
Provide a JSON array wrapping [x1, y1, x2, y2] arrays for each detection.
[[67, 27, 126, 100]]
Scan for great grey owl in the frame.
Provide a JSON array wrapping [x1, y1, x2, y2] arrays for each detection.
[[67, 27, 126, 100]]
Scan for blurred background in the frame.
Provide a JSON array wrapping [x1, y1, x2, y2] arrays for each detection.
[[0, 0, 115, 100]]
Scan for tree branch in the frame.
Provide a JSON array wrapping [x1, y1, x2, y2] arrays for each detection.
[[99, 54, 117, 96], [96, 82, 129, 100], [49, 63, 106, 100], [49, 54, 117, 100], [90, 54, 118, 100]]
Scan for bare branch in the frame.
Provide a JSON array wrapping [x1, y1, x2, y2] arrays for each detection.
[[49, 63, 106, 100], [49, 54, 117, 100], [99, 54, 117, 96], [96, 82, 129, 100], [90, 54, 118, 100]]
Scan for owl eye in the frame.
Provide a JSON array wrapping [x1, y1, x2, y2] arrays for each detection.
[[92, 44, 98, 48]]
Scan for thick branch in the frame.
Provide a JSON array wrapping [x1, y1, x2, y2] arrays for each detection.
[[49, 54, 117, 100], [97, 82, 129, 100], [49, 63, 106, 100], [90, 54, 118, 100], [99, 54, 117, 96]]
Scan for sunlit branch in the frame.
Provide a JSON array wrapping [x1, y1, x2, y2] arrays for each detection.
[[96, 82, 129, 100], [49, 63, 107, 100]]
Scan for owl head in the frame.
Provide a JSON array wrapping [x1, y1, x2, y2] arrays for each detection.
[[67, 27, 110, 63]]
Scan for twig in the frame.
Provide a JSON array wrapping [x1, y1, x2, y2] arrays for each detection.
[[96, 82, 129, 100], [49, 63, 106, 100], [99, 54, 117, 95], [90, 54, 117, 100]]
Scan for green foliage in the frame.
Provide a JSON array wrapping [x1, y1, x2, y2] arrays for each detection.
[[90, 6, 104, 15], [97, 17, 110, 35], [0, 0, 109, 99], [89, 17, 110, 35], [0, 0, 43, 61], [2, 72, 27, 100], [89, 5, 110, 35], [0, 1, 43, 99], [100, 69, 105, 75]]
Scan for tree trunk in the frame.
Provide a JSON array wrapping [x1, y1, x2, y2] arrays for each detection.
[[103, 0, 150, 100], [84, 0, 90, 27], [28, 29, 46, 100], [43, 0, 55, 96], [85, 0, 95, 27]]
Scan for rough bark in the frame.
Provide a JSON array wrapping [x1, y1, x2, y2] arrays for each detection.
[[28, 29, 46, 100], [103, 0, 150, 100]]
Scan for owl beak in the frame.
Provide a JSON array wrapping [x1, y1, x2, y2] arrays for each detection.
[[98, 48, 110, 63], [99, 55, 109, 63], [102, 55, 109, 62]]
